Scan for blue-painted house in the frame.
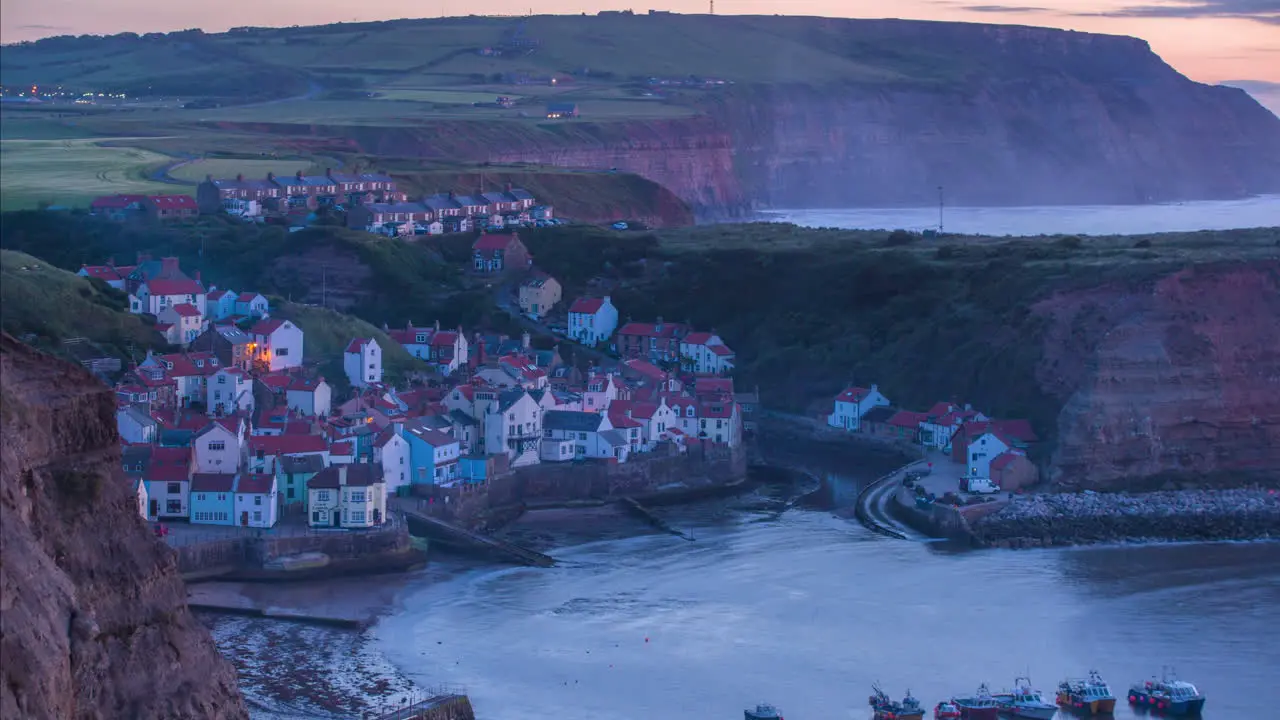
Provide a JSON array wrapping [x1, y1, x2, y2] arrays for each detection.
[[190, 473, 237, 525]]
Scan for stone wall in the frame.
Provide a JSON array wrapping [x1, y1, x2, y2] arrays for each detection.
[[174, 521, 410, 575]]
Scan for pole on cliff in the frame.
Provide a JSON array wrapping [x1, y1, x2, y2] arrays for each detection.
[[938, 185, 945, 234]]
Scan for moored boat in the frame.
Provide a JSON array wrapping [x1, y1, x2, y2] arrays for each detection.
[[994, 676, 1058, 720], [934, 701, 961, 720], [1128, 670, 1206, 716], [1057, 670, 1117, 715], [869, 684, 925, 720], [951, 683, 1000, 720], [745, 703, 783, 720]]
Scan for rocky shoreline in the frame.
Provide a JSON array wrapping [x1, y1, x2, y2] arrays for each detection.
[[970, 488, 1280, 548]]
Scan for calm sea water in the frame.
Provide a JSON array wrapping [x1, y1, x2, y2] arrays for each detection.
[[768, 196, 1280, 235], [373, 496, 1280, 720]]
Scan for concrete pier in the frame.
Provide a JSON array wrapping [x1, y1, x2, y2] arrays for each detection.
[[402, 508, 556, 567], [369, 693, 475, 720], [618, 497, 695, 541]]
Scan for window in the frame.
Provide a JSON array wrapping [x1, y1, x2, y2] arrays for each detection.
[[254, 495, 262, 506], [197, 494, 206, 501], [218, 376, 226, 384], [350, 491, 366, 502], [318, 490, 330, 501], [351, 510, 366, 523], [167, 482, 181, 494], [686, 407, 694, 417], [253, 511, 262, 521], [166, 500, 182, 514], [209, 441, 225, 451], [276, 348, 289, 357], [287, 488, 295, 499]]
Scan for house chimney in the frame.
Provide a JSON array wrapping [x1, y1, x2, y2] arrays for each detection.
[[435, 320, 441, 332], [236, 173, 244, 182], [338, 465, 348, 486], [161, 256, 179, 274], [522, 330, 531, 350], [295, 171, 304, 181], [266, 172, 274, 181], [505, 182, 513, 192], [870, 383, 878, 392], [205, 173, 213, 182], [326, 167, 334, 179], [656, 316, 663, 330], [603, 295, 611, 305], [448, 191, 456, 200]]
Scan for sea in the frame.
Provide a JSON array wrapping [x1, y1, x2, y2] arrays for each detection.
[[765, 196, 1280, 235], [365, 479, 1280, 720]]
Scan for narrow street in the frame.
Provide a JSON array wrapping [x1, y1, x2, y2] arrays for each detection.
[[491, 278, 619, 369]]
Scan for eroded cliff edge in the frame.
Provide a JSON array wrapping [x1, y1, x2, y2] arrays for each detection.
[[0, 333, 247, 720], [1036, 262, 1280, 489]]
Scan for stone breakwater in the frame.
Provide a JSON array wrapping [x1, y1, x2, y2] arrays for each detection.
[[970, 489, 1280, 548]]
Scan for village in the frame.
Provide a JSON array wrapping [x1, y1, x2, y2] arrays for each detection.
[[88, 169, 560, 237], [92, 240, 749, 535]]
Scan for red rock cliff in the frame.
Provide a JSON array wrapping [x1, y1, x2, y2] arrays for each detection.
[[0, 334, 247, 719], [1035, 263, 1280, 489]]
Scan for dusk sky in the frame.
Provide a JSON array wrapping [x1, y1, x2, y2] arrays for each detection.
[[2, 0, 1278, 86]]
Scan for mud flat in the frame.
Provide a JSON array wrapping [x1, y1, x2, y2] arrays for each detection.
[[970, 488, 1280, 548]]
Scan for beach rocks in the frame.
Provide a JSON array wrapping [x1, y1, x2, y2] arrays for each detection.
[[971, 488, 1280, 547]]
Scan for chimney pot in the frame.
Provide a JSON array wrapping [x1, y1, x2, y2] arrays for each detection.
[[205, 173, 212, 181], [236, 173, 244, 182], [338, 465, 348, 486]]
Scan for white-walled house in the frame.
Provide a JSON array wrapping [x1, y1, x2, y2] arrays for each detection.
[[134, 277, 207, 318], [428, 330, 469, 376], [680, 331, 736, 376], [249, 318, 304, 372], [476, 389, 542, 466], [374, 427, 411, 495], [193, 418, 246, 474], [583, 373, 621, 413], [235, 292, 269, 318], [542, 410, 627, 461], [965, 430, 1012, 481], [117, 405, 157, 444], [826, 384, 891, 432], [567, 296, 618, 347], [233, 473, 279, 528], [208, 367, 254, 418], [344, 338, 382, 388], [286, 376, 332, 417], [207, 289, 237, 320], [306, 464, 388, 528]]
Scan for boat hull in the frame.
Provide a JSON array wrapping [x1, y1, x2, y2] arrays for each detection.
[[1057, 693, 1117, 715], [1128, 689, 1206, 716], [954, 706, 999, 720], [1005, 707, 1058, 720], [874, 712, 924, 720]]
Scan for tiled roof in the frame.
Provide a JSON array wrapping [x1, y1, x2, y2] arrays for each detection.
[[191, 473, 236, 492], [237, 292, 264, 302], [989, 451, 1025, 473], [207, 289, 233, 301], [835, 387, 870, 403], [888, 410, 929, 429], [544, 410, 608, 433], [236, 473, 275, 494], [709, 344, 734, 357], [569, 297, 605, 314], [91, 194, 146, 209], [472, 233, 513, 251], [699, 401, 735, 419], [249, 434, 327, 456], [169, 303, 202, 318], [250, 318, 287, 335], [146, 278, 204, 296], [430, 331, 458, 347], [623, 359, 666, 381], [404, 424, 457, 447], [683, 332, 715, 345], [308, 464, 384, 489], [279, 454, 325, 474], [863, 406, 897, 424], [345, 338, 374, 353], [80, 265, 128, 281], [618, 321, 687, 339], [330, 443, 354, 456]]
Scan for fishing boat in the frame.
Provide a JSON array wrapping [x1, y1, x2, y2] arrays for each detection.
[[868, 684, 925, 720], [1128, 669, 1206, 716], [745, 703, 783, 720], [951, 683, 1000, 720], [933, 701, 961, 719], [994, 677, 1058, 720], [1057, 670, 1117, 715]]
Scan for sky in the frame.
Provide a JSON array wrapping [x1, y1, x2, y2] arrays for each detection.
[[2, 0, 1278, 88]]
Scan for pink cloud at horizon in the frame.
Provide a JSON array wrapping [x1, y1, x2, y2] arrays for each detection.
[[1, 0, 1277, 85]]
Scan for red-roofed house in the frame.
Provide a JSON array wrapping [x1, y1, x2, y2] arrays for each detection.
[[887, 410, 930, 443], [286, 376, 332, 417], [249, 318, 303, 372], [235, 292, 269, 318], [249, 433, 329, 474], [608, 398, 679, 450], [693, 376, 734, 401], [143, 446, 193, 519], [989, 451, 1039, 491], [617, 318, 691, 363], [194, 417, 247, 474], [208, 367, 254, 418], [680, 331, 735, 376], [135, 276, 207, 318], [389, 322, 434, 359], [955, 425, 1017, 481], [143, 194, 198, 222], [428, 329, 469, 376], [950, 417, 1035, 472], [90, 194, 146, 220], [567, 296, 618, 347], [621, 358, 680, 393], [518, 272, 562, 319], [827, 384, 891, 432], [697, 399, 742, 447], [157, 303, 205, 346], [344, 338, 382, 388], [471, 232, 531, 274], [234, 473, 279, 527], [78, 262, 135, 289]]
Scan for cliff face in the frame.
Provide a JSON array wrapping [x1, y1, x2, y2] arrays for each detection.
[[1036, 263, 1280, 490], [214, 23, 1280, 215], [0, 334, 247, 720]]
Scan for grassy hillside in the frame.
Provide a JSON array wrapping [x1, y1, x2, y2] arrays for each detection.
[[0, 249, 169, 362], [272, 302, 421, 389], [0, 138, 176, 211]]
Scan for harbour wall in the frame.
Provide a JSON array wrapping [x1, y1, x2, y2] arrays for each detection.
[[173, 519, 414, 579], [418, 444, 748, 526]]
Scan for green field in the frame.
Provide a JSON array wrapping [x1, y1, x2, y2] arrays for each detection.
[[167, 158, 318, 183], [0, 138, 176, 211], [375, 88, 521, 104]]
